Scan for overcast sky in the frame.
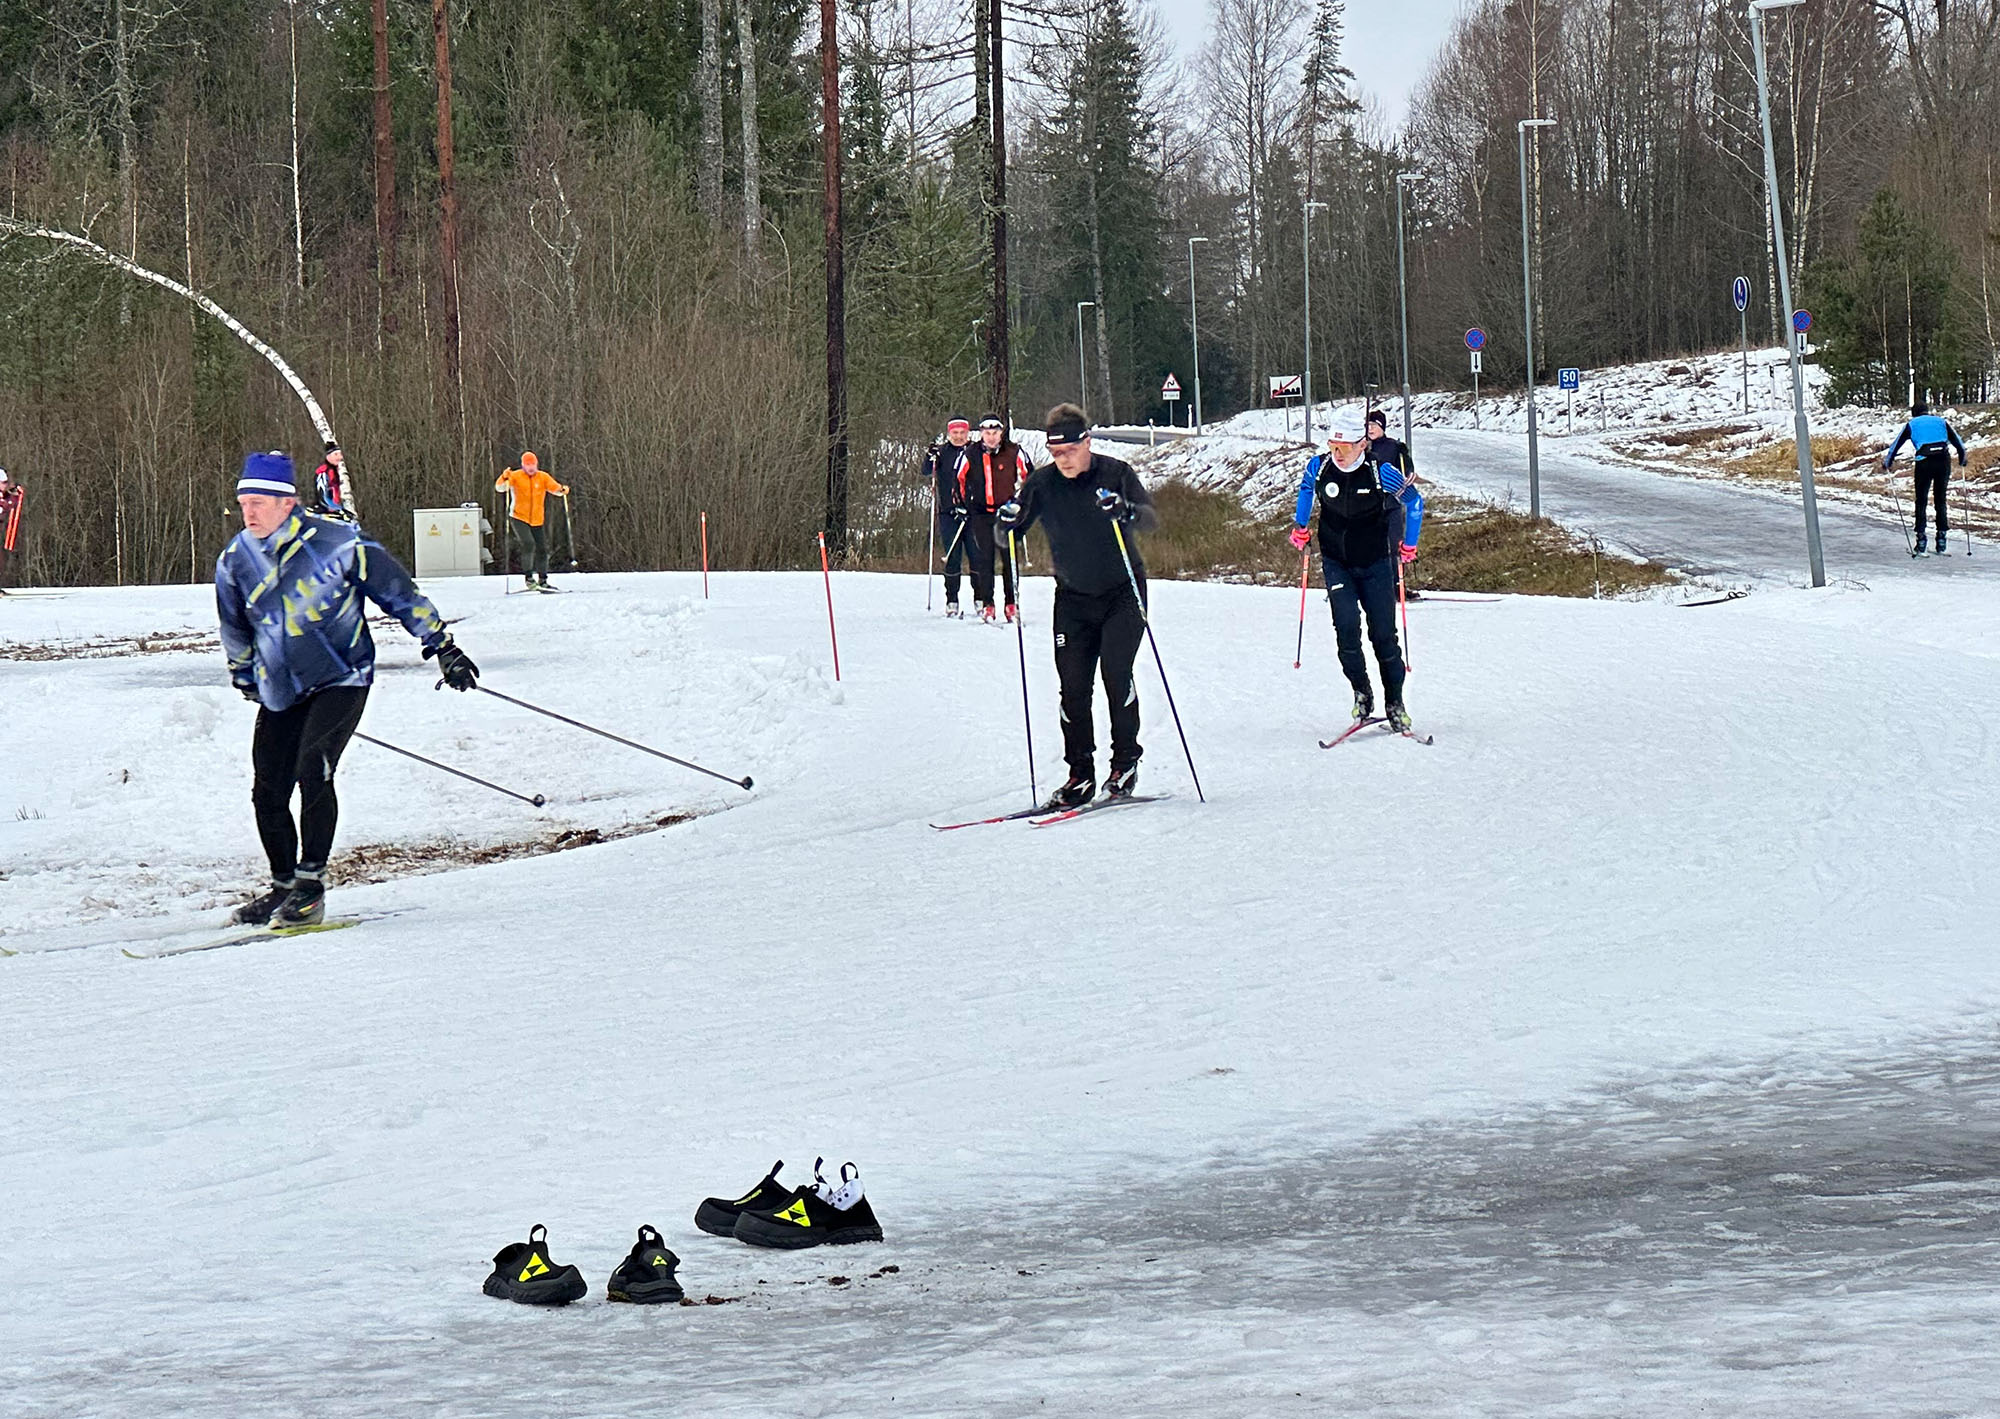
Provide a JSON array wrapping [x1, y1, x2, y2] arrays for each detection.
[[1151, 0, 1465, 129]]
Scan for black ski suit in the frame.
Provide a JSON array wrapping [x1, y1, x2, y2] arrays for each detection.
[[1003, 453, 1157, 777], [1296, 452, 1420, 705], [923, 440, 973, 602]]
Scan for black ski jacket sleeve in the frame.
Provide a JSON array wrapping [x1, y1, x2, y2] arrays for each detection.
[[1008, 454, 1156, 595]]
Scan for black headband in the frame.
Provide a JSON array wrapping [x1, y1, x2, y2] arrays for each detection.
[[1046, 416, 1089, 446]]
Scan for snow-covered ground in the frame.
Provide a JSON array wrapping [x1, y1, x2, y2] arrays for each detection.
[[5, 562, 2000, 1414]]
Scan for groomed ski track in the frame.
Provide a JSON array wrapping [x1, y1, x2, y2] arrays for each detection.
[[5, 566, 2000, 1415]]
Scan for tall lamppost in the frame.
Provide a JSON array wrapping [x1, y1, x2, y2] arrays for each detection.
[[1187, 235, 1209, 432], [1302, 199, 1328, 446], [1076, 300, 1095, 417], [1750, 0, 1827, 587], [1395, 170, 1424, 452], [1517, 116, 1556, 521]]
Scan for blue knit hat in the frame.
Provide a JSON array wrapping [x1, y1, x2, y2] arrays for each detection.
[[236, 451, 297, 498]]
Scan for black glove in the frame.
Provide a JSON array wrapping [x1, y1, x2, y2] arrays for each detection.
[[996, 500, 1023, 528], [425, 636, 479, 692], [1096, 488, 1130, 520], [234, 678, 260, 703]]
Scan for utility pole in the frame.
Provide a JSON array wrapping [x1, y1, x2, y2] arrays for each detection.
[[822, 0, 848, 549], [1749, 0, 1826, 587], [1188, 235, 1208, 431], [1302, 200, 1327, 446], [1517, 117, 1555, 520]]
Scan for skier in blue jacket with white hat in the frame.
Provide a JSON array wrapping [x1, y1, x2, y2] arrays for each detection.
[[1883, 400, 1967, 555], [1288, 406, 1424, 732], [215, 450, 480, 928]]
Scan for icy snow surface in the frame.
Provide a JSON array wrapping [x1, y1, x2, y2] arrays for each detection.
[[4, 562, 2000, 1415]]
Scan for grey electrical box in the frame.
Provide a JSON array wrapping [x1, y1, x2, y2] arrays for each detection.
[[413, 504, 489, 578]]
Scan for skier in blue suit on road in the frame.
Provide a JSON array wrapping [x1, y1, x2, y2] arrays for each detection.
[[1884, 400, 1967, 555]]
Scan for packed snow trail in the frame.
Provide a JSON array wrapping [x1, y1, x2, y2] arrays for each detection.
[[1418, 427, 1998, 583], [4, 571, 2000, 1414]]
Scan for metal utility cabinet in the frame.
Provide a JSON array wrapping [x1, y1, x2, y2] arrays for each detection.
[[412, 504, 490, 578]]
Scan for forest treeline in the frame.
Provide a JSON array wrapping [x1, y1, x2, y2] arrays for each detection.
[[0, 0, 1986, 585]]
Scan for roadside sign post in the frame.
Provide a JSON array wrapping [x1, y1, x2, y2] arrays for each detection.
[[1161, 372, 1181, 429], [1465, 329, 1486, 428], [1558, 367, 1581, 436], [1733, 276, 1751, 413], [1270, 373, 1302, 441]]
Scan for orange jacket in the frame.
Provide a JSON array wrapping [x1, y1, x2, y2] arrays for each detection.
[[495, 467, 569, 526]]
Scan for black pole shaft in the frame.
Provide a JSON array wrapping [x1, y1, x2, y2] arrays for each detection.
[[477, 686, 753, 790], [356, 732, 545, 806], [1110, 522, 1205, 804], [1009, 530, 1036, 806]]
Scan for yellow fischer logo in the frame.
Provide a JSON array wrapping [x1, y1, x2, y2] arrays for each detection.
[[518, 1253, 551, 1281], [775, 1200, 811, 1227]]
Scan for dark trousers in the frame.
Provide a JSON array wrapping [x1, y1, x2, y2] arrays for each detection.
[[1322, 552, 1406, 702], [966, 512, 1018, 607], [939, 514, 970, 602], [510, 519, 550, 578], [1054, 584, 1145, 777], [1915, 461, 1951, 543], [251, 686, 369, 883]]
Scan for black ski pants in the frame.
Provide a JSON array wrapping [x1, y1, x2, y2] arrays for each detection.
[[1915, 459, 1951, 543], [1054, 583, 1144, 777], [966, 511, 1018, 608], [509, 519, 550, 579], [1321, 551, 1406, 703], [938, 511, 970, 603], [251, 686, 368, 884]]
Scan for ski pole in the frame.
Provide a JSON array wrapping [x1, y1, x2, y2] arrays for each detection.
[[476, 686, 754, 789], [926, 483, 937, 611], [357, 732, 546, 806], [1889, 472, 1914, 554], [561, 491, 579, 570], [1293, 547, 1309, 669], [1110, 521, 1205, 804], [701, 511, 710, 598], [819, 530, 842, 681], [1398, 560, 1413, 674], [1009, 529, 1037, 806], [939, 517, 969, 602]]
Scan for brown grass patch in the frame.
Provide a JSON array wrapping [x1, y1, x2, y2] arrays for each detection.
[[1728, 435, 1872, 478], [1645, 423, 1757, 450]]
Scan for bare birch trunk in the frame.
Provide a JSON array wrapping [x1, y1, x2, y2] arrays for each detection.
[[738, 0, 761, 256], [700, 0, 724, 224]]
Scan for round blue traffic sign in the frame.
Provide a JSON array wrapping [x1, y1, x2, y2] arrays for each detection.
[[1792, 309, 1812, 333], [1465, 328, 1486, 351], [1732, 276, 1750, 313]]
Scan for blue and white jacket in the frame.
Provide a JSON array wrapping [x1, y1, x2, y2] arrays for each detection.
[[1294, 453, 1424, 568], [217, 511, 449, 712], [1884, 414, 1965, 469]]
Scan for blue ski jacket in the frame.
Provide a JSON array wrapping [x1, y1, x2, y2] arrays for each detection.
[[216, 511, 449, 712], [1885, 414, 1965, 468], [1294, 453, 1424, 567]]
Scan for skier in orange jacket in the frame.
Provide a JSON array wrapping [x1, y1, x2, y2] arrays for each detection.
[[495, 452, 570, 590]]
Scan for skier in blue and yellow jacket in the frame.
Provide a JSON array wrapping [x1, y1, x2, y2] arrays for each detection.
[[1289, 406, 1424, 733], [1884, 400, 1967, 555], [216, 451, 480, 929]]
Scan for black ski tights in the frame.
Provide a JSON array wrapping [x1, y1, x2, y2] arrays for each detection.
[[1915, 462, 1951, 543], [251, 686, 368, 882]]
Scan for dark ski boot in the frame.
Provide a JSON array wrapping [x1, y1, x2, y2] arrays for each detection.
[[231, 879, 296, 926], [1385, 700, 1413, 735], [1937, 534, 1949, 554], [607, 1225, 685, 1304], [1105, 762, 1140, 799], [946, 600, 963, 619], [734, 1162, 882, 1250], [271, 874, 326, 928], [1352, 688, 1375, 722], [1042, 774, 1095, 812], [695, 1159, 797, 1237], [482, 1224, 588, 1305]]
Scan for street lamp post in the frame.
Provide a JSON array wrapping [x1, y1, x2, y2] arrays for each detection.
[[1302, 199, 1328, 446], [1749, 0, 1827, 587], [1395, 170, 1423, 453], [1076, 300, 1095, 417], [1187, 236, 1208, 432], [1517, 117, 1556, 520]]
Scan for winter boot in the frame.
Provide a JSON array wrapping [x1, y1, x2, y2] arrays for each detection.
[[606, 1225, 685, 1304], [695, 1159, 797, 1237], [1042, 773, 1095, 812], [734, 1161, 882, 1250], [1937, 534, 1949, 554], [1004, 602, 1020, 624], [1385, 700, 1413, 735], [979, 603, 998, 624], [1105, 762, 1140, 799], [482, 1223, 588, 1305], [231, 878, 296, 926], [946, 600, 963, 619], [1352, 688, 1375, 722], [271, 873, 326, 928]]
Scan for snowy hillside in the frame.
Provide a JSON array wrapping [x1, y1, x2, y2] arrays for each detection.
[[6, 566, 2000, 1413]]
